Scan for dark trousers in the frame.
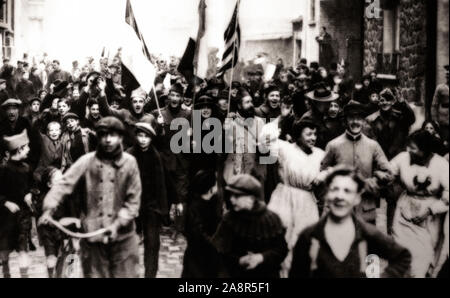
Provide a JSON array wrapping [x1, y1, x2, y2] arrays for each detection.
[[142, 212, 162, 278], [80, 235, 139, 278]]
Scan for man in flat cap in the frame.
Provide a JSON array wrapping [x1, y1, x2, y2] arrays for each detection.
[[212, 174, 287, 278], [40, 116, 142, 278]]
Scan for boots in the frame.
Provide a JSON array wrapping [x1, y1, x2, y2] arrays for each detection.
[[47, 267, 55, 278], [20, 267, 29, 278]]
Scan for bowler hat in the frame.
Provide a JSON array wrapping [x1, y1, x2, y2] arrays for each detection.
[[306, 83, 339, 102], [53, 81, 70, 96], [225, 174, 262, 201], [264, 84, 280, 97]]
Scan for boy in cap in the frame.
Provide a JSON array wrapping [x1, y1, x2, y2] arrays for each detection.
[[0, 99, 40, 169], [40, 116, 142, 278], [0, 130, 36, 277], [127, 122, 168, 278], [290, 166, 411, 278], [61, 112, 96, 171], [319, 101, 393, 224], [212, 174, 288, 278]]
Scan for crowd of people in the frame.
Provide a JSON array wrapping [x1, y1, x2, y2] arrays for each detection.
[[0, 51, 448, 278]]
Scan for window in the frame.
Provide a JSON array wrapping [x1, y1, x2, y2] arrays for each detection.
[[382, 5, 400, 54], [310, 0, 316, 24]]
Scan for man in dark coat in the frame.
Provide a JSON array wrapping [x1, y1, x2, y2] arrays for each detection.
[[212, 174, 288, 278], [182, 170, 222, 278], [127, 122, 168, 278], [152, 83, 191, 231], [15, 72, 36, 106], [290, 166, 411, 278]]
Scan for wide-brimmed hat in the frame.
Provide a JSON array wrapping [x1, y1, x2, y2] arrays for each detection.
[[53, 81, 70, 96], [306, 83, 339, 102], [3, 129, 29, 152], [225, 174, 262, 201], [1, 98, 22, 108]]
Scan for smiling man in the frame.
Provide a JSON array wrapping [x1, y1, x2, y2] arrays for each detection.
[[320, 101, 393, 225], [255, 85, 282, 123], [289, 166, 411, 278]]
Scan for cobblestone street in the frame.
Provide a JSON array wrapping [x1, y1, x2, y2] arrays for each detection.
[[2, 201, 389, 278]]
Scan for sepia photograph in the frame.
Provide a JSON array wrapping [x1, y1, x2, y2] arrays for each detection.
[[0, 0, 448, 284]]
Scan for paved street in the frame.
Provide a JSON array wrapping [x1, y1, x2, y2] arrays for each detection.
[[3, 201, 388, 278]]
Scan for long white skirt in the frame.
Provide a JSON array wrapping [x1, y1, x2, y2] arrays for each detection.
[[268, 183, 319, 278]]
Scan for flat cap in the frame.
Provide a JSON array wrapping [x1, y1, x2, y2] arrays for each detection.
[[96, 116, 125, 135], [225, 174, 262, 201]]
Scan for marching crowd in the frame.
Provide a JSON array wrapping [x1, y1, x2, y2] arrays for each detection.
[[0, 53, 448, 278]]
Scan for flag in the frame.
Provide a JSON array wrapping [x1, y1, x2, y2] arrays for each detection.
[[178, 0, 208, 81], [216, 3, 241, 78], [121, 0, 156, 95]]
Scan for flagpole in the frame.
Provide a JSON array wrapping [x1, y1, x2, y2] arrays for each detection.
[[227, 0, 241, 116]]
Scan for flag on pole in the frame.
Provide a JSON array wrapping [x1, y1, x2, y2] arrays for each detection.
[[178, 0, 208, 81], [216, 3, 241, 78], [121, 0, 156, 95]]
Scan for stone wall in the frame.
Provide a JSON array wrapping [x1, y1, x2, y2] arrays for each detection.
[[363, 13, 383, 74], [363, 0, 428, 104], [397, 0, 427, 103]]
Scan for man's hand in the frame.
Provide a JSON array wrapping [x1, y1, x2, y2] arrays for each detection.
[[38, 211, 53, 226], [365, 178, 379, 193], [97, 77, 106, 91], [24, 193, 33, 210], [4, 201, 20, 214], [240, 253, 264, 270], [104, 222, 120, 243], [374, 171, 393, 182], [175, 203, 184, 217], [157, 115, 165, 125], [411, 208, 431, 225]]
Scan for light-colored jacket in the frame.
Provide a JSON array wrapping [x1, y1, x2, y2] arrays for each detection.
[[43, 152, 141, 243]]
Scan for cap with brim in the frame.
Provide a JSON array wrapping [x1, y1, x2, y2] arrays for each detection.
[[86, 71, 101, 81], [225, 174, 262, 201], [135, 122, 156, 138], [170, 83, 184, 96], [30, 97, 41, 104], [1, 98, 22, 108], [194, 96, 215, 109], [264, 84, 280, 97], [306, 84, 339, 102], [344, 100, 365, 117], [3, 129, 29, 152], [62, 112, 79, 123], [96, 116, 125, 135]]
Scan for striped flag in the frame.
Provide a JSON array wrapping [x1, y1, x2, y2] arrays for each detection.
[[217, 3, 241, 78], [121, 0, 156, 95]]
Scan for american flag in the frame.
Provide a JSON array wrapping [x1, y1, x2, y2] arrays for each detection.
[[217, 3, 241, 78]]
